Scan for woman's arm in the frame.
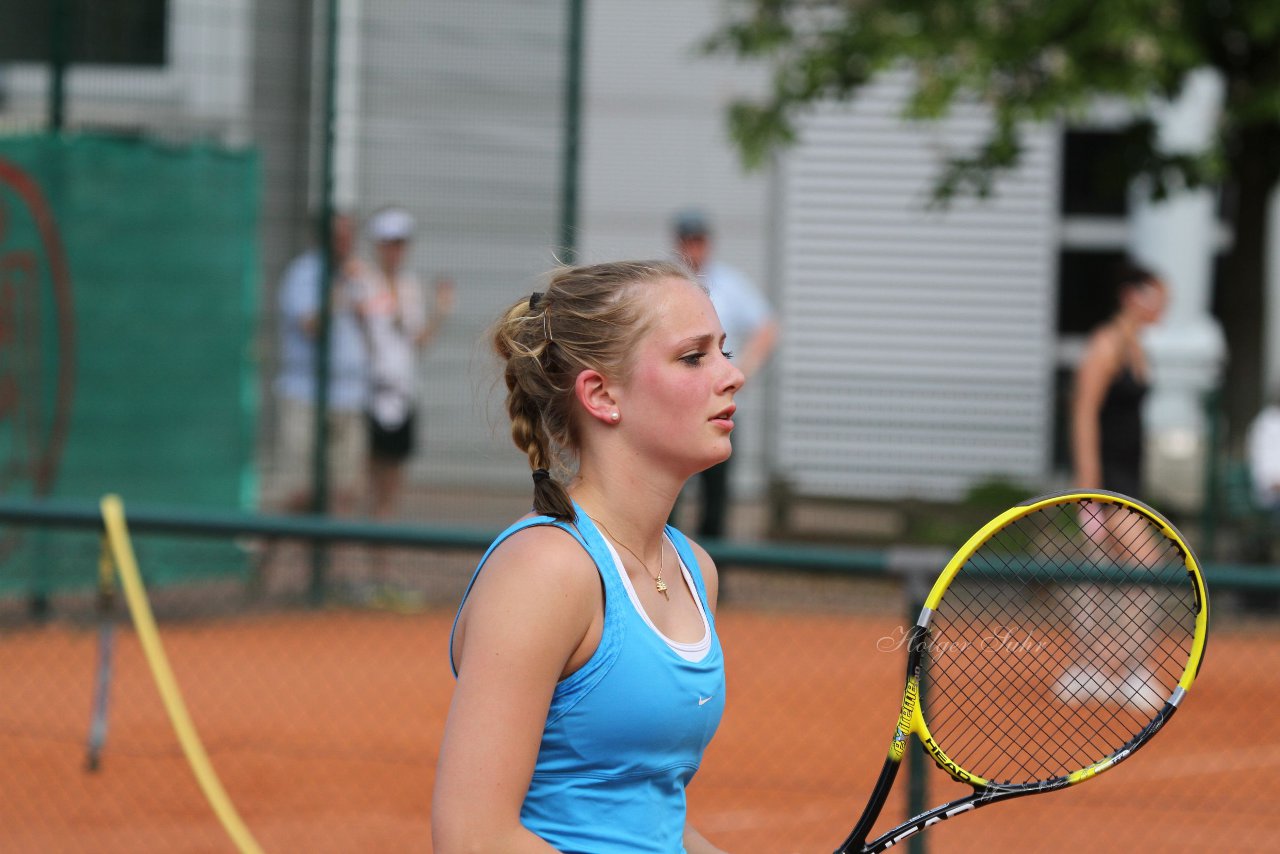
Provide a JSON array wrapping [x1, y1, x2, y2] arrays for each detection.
[[432, 527, 602, 853]]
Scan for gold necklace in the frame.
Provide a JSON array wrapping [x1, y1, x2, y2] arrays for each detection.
[[592, 517, 669, 600]]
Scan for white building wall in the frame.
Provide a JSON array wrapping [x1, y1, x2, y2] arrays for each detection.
[[1130, 70, 1227, 510], [1, 0, 254, 139], [355, 0, 568, 489], [775, 77, 1062, 501], [1267, 187, 1280, 397]]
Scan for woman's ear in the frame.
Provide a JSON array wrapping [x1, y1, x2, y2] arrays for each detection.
[[573, 369, 620, 425]]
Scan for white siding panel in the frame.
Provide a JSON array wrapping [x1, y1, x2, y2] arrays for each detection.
[[357, 0, 567, 488], [776, 73, 1060, 501]]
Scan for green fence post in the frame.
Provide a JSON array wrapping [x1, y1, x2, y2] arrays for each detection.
[[308, 0, 341, 605], [558, 0, 585, 263], [905, 567, 929, 854], [888, 546, 946, 854], [48, 0, 70, 132], [1200, 387, 1222, 561], [35, 0, 72, 609]]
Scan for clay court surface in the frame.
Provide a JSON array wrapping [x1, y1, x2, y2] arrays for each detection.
[[0, 600, 1274, 853]]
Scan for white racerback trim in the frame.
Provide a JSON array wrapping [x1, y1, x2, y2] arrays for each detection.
[[598, 534, 712, 662]]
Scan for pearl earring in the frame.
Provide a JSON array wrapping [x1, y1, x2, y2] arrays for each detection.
[[611, 412, 620, 422]]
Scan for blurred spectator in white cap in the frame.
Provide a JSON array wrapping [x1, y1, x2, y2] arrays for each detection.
[[671, 208, 778, 539], [368, 206, 417, 244], [354, 205, 457, 524]]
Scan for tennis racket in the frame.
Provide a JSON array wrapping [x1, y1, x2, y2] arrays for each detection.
[[837, 489, 1209, 853]]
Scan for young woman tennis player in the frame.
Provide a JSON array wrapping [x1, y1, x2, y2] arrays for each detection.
[[432, 261, 740, 853], [1071, 261, 1168, 505], [1060, 262, 1170, 708]]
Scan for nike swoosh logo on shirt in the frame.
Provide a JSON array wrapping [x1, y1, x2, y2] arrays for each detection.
[[698, 696, 714, 706]]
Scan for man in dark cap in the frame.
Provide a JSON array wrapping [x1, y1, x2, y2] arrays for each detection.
[[672, 208, 778, 539]]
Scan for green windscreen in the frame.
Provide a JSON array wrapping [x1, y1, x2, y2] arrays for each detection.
[[0, 133, 260, 594]]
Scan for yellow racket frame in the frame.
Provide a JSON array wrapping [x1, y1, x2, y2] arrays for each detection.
[[903, 489, 1210, 787], [840, 489, 1209, 854]]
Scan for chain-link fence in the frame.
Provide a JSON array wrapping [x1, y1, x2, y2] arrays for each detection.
[[0, 505, 1277, 853], [4, 2, 1279, 852]]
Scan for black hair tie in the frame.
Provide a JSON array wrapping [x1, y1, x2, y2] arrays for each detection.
[[529, 291, 544, 309], [532, 468, 551, 483]]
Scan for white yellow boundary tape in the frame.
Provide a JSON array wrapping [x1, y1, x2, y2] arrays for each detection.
[[100, 494, 264, 854]]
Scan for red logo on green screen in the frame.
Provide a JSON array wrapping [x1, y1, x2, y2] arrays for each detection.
[[0, 157, 76, 546]]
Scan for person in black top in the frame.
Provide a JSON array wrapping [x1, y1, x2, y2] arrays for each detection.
[[1071, 261, 1168, 500], [1056, 261, 1169, 711]]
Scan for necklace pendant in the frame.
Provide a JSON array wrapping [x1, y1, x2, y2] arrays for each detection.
[[655, 573, 669, 599]]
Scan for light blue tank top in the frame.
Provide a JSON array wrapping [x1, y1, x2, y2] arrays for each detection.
[[450, 504, 726, 853]]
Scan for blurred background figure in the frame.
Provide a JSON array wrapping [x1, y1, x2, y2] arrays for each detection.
[[1248, 389, 1280, 518], [356, 206, 456, 522], [1060, 261, 1169, 709], [1071, 261, 1169, 503], [671, 209, 778, 540], [272, 211, 369, 517], [1246, 388, 1280, 579]]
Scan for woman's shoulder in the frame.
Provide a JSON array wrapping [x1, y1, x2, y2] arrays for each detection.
[[460, 517, 601, 633], [496, 513, 581, 546], [482, 515, 599, 586], [1081, 322, 1126, 367], [453, 516, 604, 678]]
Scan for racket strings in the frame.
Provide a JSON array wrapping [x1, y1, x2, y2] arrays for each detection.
[[920, 498, 1198, 786]]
